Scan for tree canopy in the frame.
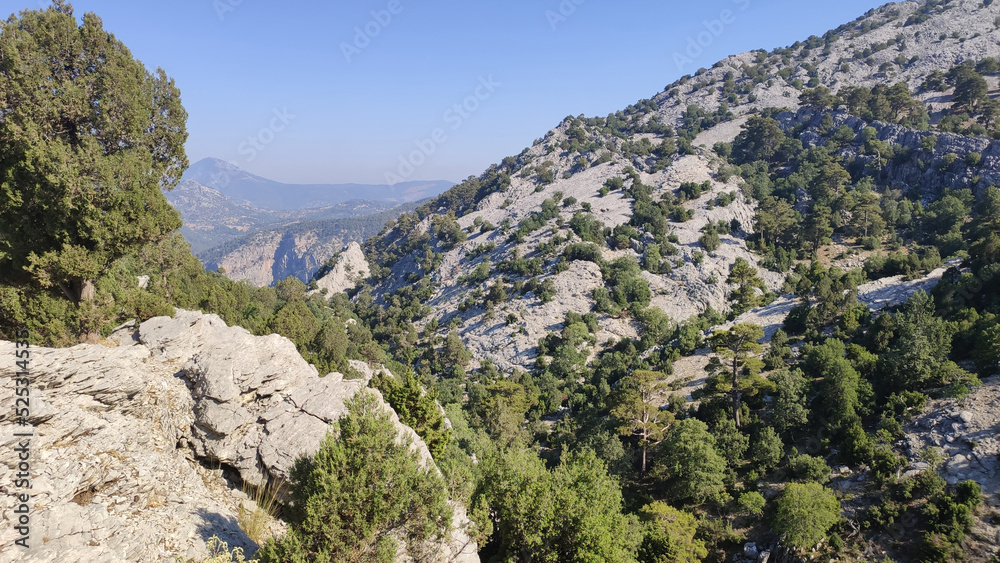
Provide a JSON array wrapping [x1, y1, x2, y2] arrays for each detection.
[[473, 446, 641, 562], [256, 390, 451, 563], [0, 2, 187, 307], [709, 323, 765, 428], [653, 418, 727, 506], [772, 482, 841, 551]]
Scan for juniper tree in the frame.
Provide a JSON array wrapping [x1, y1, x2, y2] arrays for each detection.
[[473, 447, 642, 562], [0, 3, 187, 313], [256, 391, 450, 563]]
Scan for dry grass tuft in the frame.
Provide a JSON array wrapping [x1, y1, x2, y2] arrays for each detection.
[[237, 479, 284, 546]]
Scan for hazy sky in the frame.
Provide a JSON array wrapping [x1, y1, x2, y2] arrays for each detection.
[[6, 0, 886, 185]]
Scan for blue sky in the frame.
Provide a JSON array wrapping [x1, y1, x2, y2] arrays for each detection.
[[6, 0, 886, 185]]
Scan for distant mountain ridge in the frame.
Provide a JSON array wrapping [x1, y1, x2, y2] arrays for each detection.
[[183, 158, 453, 210], [198, 203, 422, 287], [162, 159, 452, 284], [165, 179, 406, 254]]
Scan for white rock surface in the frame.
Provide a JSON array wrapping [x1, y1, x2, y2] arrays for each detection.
[[310, 241, 371, 295], [0, 310, 478, 563], [901, 374, 1000, 561]]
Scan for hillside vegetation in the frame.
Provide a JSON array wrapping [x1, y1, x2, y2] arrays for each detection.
[[2, 1, 1000, 561]]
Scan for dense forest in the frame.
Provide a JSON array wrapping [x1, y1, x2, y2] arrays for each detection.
[[2, 1, 1000, 562]]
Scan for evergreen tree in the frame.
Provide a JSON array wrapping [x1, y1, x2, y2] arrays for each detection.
[[804, 339, 863, 433], [712, 416, 749, 470], [732, 117, 787, 164], [637, 502, 707, 563], [803, 205, 835, 251], [769, 369, 810, 435], [0, 3, 187, 315], [373, 370, 451, 458], [754, 196, 799, 247], [951, 66, 989, 114], [750, 426, 783, 472], [256, 391, 450, 563], [611, 370, 674, 475], [709, 323, 765, 428], [474, 447, 641, 562], [849, 185, 885, 240], [772, 482, 840, 551], [654, 418, 727, 505], [727, 259, 766, 316]]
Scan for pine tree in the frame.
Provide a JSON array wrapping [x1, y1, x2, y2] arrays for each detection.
[[726, 258, 766, 316], [709, 323, 765, 428], [611, 370, 674, 475], [754, 196, 798, 247], [732, 116, 787, 164]]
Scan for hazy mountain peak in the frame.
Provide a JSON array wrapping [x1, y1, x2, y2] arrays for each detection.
[[181, 157, 454, 210]]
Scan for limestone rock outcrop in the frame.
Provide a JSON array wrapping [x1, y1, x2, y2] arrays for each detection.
[[0, 310, 478, 563], [310, 241, 371, 296]]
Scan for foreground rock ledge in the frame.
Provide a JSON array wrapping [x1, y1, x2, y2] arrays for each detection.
[[0, 309, 479, 563]]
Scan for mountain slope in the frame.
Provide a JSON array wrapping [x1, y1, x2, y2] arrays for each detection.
[[199, 203, 419, 286], [359, 0, 1000, 375]]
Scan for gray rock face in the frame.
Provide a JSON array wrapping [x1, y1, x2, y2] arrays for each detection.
[[310, 241, 371, 295], [204, 228, 344, 288], [901, 374, 1000, 558], [0, 310, 478, 562], [794, 109, 1000, 200]]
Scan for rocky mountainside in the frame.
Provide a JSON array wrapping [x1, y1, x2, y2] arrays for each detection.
[[165, 179, 402, 255], [196, 203, 419, 287], [0, 310, 478, 562], [898, 373, 1000, 559], [360, 0, 999, 373], [3, 1, 998, 561], [309, 242, 371, 295], [164, 159, 449, 286]]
